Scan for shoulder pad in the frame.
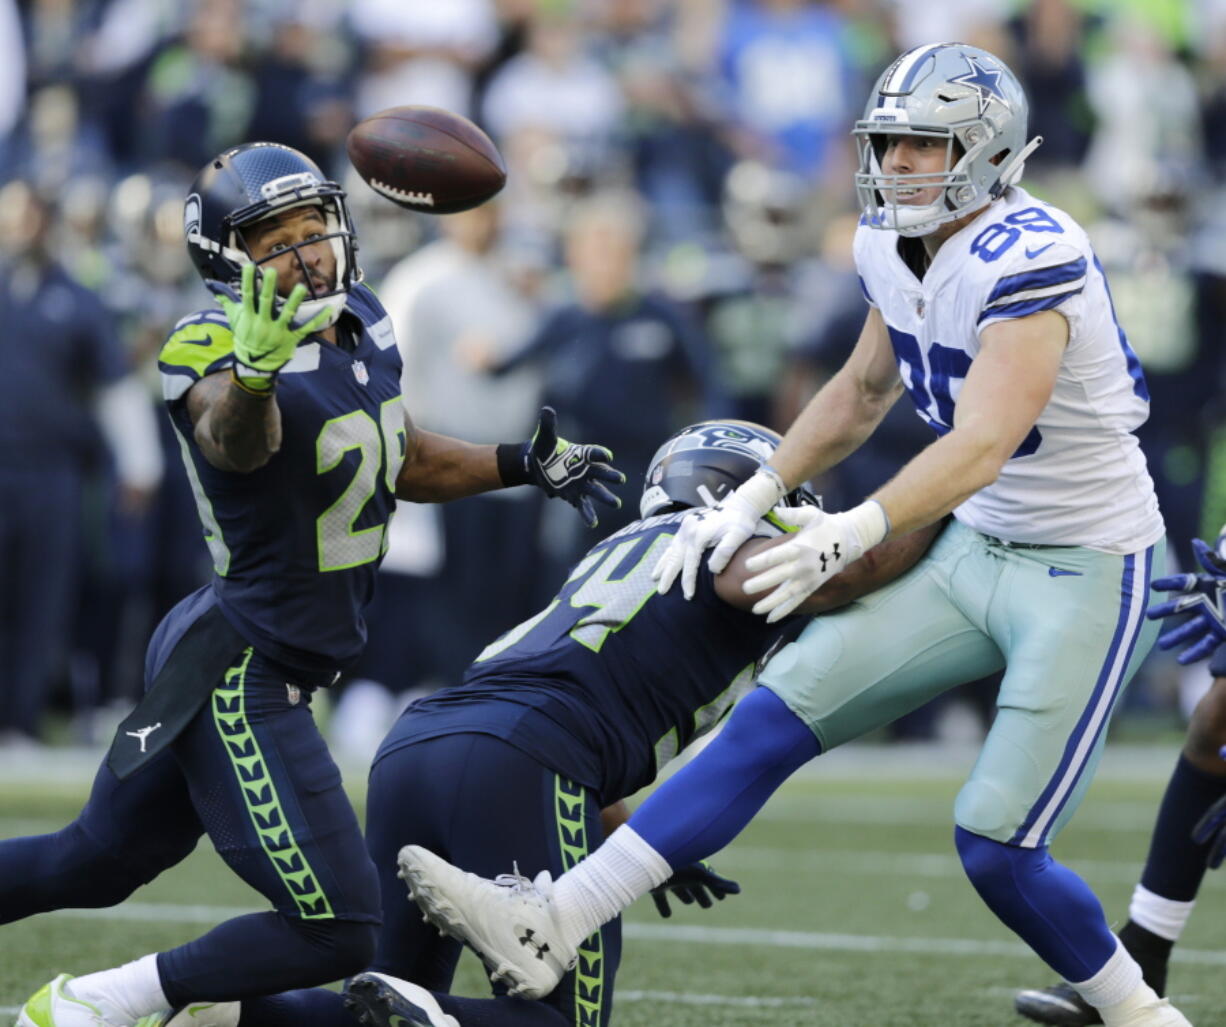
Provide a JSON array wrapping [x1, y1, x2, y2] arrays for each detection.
[[159, 310, 235, 401]]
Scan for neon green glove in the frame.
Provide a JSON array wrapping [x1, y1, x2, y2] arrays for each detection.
[[213, 263, 330, 392]]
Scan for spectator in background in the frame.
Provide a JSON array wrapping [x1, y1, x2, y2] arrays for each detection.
[[1084, 13, 1202, 215], [711, 0, 854, 181], [246, 13, 354, 177], [482, 4, 625, 240], [137, 0, 256, 173], [349, 0, 497, 120], [492, 191, 720, 574], [694, 159, 825, 426], [0, 180, 162, 746], [593, 0, 731, 242], [1006, 0, 1097, 170], [333, 202, 546, 761]]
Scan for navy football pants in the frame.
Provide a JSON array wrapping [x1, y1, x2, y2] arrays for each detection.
[[0, 597, 381, 1004], [367, 733, 621, 1027]]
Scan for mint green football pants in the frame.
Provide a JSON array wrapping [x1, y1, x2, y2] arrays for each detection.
[[759, 519, 1164, 847]]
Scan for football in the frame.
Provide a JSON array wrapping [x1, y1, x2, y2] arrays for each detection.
[[346, 106, 507, 215]]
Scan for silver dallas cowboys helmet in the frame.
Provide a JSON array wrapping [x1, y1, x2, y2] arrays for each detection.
[[853, 42, 1042, 237]]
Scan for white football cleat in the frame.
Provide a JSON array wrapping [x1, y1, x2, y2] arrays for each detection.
[[344, 972, 459, 1027], [17, 975, 115, 1027], [396, 845, 575, 999]]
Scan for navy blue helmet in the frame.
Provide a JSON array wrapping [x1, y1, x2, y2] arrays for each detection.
[[183, 142, 360, 327], [640, 420, 820, 519]]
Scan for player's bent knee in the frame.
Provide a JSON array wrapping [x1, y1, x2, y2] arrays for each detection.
[[291, 918, 379, 980], [953, 779, 1016, 841]]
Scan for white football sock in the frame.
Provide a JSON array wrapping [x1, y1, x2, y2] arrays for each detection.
[[1128, 883, 1195, 942], [72, 953, 168, 1021], [1070, 937, 1143, 1010], [551, 825, 672, 950]]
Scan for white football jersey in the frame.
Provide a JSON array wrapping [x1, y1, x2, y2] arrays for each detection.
[[854, 186, 1163, 553]]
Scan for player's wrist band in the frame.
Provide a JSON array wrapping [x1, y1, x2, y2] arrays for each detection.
[[496, 442, 532, 487], [230, 366, 276, 397]]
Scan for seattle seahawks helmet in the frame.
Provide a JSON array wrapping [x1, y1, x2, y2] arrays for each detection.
[[640, 421, 819, 519], [183, 142, 360, 328], [853, 43, 1042, 237]]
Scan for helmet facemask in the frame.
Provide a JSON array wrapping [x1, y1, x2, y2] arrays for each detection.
[[232, 194, 358, 330]]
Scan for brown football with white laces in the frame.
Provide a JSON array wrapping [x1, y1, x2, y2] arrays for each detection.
[[346, 106, 506, 215]]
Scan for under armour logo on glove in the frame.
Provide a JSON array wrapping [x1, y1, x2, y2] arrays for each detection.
[[744, 501, 889, 623]]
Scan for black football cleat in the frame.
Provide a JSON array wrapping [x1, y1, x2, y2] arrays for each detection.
[[1014, 982, 1101, 1026], [344, 973, 459, 1027]]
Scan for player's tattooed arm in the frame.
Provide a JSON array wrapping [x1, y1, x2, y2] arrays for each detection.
[[714, 518, 945, 614], [394, 408, 504, 503], [186, 370, 282, 472]]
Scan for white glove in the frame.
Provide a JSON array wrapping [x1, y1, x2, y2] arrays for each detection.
[[653, 467, 787, 599], [744, 500, 890, 623]]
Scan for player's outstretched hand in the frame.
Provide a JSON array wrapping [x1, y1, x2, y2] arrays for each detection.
[[1147, 531, 1226, 665], [743, 500, 889, 624], [652, 467, 787, 600], [650, 861, 741, 918], [523, 407, 624, 528], [1192, 793, 1226, 870], [209, 263, 330, 389]]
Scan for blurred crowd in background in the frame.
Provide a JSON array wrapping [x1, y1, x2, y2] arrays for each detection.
[[2, 0, 1225, 758]]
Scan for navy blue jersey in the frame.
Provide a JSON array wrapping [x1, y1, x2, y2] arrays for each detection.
[[379, 512, 790, 805], [158, 283, 405, 673]]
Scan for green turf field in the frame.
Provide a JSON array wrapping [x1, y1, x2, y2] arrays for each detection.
[[1, 746, 1222, 1026]]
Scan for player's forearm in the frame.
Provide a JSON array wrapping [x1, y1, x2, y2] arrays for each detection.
[[395, 429, 505, 503], [770, 365, 899, 488], [193, 374, 282, 472], [870, 426, 1004, 537]]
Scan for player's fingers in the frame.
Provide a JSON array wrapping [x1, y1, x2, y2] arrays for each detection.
[[1177, 632, 1220, 666], [1150, 574, 1197, 594], [1158, 614, 1209, 651], [577, 495, 598, 529], [744, 560, 798, 595], [1193, 538, 1222, 575], [680, 542, 704, 600], [744, 541, 792, 575], [653, 545, 681, 593], [707, 527, 747, 576], [587, 462, 626, 485], [280, 283, 308, 323], [257, 266, 278, 319], [1146, 599, 1181, 621], [651, 893, 671, 918], [533, 407, 558, 454], [297, 306, 332, 339], [766, 589, 809, 624], [584, 480, 621, 509], [751, 580, 798, 618]]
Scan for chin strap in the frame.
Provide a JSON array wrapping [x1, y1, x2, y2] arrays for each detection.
[[990, 135, 1044, 199]]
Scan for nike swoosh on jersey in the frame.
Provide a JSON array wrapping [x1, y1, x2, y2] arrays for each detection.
[[1025, 242, 1055, 258], [1048, 567, 1083, 577]]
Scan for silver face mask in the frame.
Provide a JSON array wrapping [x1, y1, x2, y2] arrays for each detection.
[[853, 43, 1042, 238]]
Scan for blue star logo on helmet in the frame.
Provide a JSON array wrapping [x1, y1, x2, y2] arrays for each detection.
[[949, 54, 1005, 115]]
